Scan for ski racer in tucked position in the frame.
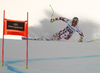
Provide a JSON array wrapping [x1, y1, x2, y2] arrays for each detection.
[[50, 17, 84, 42]]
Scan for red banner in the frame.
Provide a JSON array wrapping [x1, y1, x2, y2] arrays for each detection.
[[3, 19, 28, 37]]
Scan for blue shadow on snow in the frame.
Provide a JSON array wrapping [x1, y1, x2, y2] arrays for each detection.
[[1, 55, 100, 73]]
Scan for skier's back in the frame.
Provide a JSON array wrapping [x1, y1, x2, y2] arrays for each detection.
[[50, 17, 84, 42]]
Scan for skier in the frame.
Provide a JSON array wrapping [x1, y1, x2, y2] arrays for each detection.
[[50, 17, 84, 42]]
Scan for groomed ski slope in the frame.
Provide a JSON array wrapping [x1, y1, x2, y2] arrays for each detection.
[[0, 39, 100, 73]]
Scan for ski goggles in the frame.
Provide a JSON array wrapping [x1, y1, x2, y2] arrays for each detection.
[[72, 17, 79, 23], [73, 19, 78, 22]]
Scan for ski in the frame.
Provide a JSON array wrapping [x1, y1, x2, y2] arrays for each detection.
[[22, 37, 100, 42], [82, 39, 100, 43], [22, 37, 57, 41]]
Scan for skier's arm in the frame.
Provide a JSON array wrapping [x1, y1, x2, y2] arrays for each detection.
[[76, 27, 84, 42], [50, 17, 70, 23], [55, 17, 66, 21], [78, 32, 84, 42]]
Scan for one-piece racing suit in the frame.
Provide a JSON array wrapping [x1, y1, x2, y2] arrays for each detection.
[[53, 17, 84, 40]]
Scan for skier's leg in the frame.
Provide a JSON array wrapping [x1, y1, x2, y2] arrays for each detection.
[[64, 34, 71, 40], [53, 30, 64, 37], [57, 34, 65, 40], [55, 29, 66, 40]]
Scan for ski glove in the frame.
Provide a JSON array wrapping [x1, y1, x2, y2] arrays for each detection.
[[78, 38, 83, 42], [50, 19, 56, 23]]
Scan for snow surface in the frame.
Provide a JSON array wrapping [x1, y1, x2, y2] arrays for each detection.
[[0, 39, 100, 73]]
